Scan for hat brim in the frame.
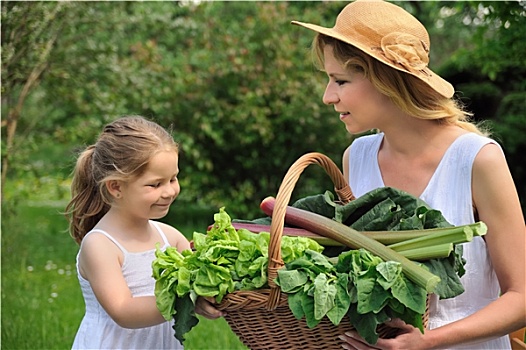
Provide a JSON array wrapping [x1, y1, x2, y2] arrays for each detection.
[[291, 20, 454, 98]]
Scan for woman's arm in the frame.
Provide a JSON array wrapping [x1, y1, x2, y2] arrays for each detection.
[[421, 143, 526, 349], [341, 143, 525, 350], [343, 145, 351, 185]]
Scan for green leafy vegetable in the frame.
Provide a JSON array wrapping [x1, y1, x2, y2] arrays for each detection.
[[261, 196, 441, 294], [154, 187, 481, 345], [275, 248, 428, 345], [256, 187, 474, 299], [152, 207, 324, 345]]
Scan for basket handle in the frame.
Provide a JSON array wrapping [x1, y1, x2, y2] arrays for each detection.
[[265, 152, 355, 310]]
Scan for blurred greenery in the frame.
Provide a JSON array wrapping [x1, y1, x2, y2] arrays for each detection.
[[2, 1, 525, 219], [1, 1, 525, 348]]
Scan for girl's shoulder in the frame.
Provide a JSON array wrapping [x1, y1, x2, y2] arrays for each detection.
[[77, 229, 126, 280], [80, 229, 122, 252], [152, 220, 181, 235], [151, 221, 191, 252]]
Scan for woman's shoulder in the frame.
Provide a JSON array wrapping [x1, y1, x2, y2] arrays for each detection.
[[456, 132, 500, 147], [472, 140, 507, 174], [452, 132, 504, 166], [345, 132, 383, 154]]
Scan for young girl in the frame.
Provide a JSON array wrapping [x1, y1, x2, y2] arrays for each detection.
[[66, 116, 221, 349], [292, 0, 525, 349]]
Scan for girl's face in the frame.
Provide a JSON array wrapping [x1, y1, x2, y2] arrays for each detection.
[[119, 150, 180, 220], [322, 45, 393, 134]]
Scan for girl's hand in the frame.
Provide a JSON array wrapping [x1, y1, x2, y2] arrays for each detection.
[[340, 319, 427, 350], [194, 296, 226, 320]]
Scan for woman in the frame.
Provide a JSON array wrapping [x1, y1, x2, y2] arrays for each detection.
[[292, 0, 525, 349]]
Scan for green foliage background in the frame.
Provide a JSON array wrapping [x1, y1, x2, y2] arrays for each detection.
[[1, 2, 525, 349], [2, 1, 525, 219]]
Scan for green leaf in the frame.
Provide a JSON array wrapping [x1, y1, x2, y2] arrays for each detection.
[[288, 289, 306, 320], [347, 303, 390, 345], [154, 279, 177, 320], [390, 276, 427, 314], [175, 267, 192, 297], [173, 294, 199, 346], [281, 236, 324, 263], [292, 193, 336, 219], [424, 253, 465, 299], [376, 261, 402, 290], [301, 292, 321, 328], [356, 274, 390, 315], [326, 273, 351, 325], [313, 273, 336, 320], [277, 269, 309, 293], [351, 198, 402, 231]]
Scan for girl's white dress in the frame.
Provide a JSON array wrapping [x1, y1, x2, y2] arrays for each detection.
[[72, 221, 183, 350], [347, 132, 511, 349]]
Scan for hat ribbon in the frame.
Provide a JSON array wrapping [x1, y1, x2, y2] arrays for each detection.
[[376, 32, 430, 75]]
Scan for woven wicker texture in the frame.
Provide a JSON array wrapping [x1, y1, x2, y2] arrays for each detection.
[[216, 152, 428, 349]]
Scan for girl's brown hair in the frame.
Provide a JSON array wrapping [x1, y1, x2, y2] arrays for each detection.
[[313, 34, 488, 136], [65, 116, 178, 244]]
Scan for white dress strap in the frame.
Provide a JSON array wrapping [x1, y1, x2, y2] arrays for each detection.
[[150, 221, 170, 247], [83, 229, 128, 253]]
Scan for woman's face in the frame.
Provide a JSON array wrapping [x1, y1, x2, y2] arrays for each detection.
[[322, 45, 394, 134]]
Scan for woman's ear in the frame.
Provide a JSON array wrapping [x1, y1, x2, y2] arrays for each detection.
[[106, 180, 123, 199]]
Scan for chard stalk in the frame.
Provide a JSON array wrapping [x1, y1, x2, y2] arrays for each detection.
[[398, 243, 454, 261], [261, 197, 441, 293], [387, 223, 487, 252]]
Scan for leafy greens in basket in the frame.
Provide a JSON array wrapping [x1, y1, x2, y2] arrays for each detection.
[[153, 187, 483, 345], [152, 208, 325, 345], [275, 248, 428, 344], [244, 186, 475, 299]]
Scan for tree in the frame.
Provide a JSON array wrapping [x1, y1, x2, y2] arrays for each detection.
[[2, 1, 524, 218], [1, 2, 71, 197], [1, 1, 193, 201]]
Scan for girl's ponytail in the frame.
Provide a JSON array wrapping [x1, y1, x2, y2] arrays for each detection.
[[66, 146, 109, 244]]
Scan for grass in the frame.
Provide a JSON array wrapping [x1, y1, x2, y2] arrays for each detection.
[[1, 202, 247, 350]]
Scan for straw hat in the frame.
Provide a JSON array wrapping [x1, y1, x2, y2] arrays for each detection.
[[291, 0, 454, 98]]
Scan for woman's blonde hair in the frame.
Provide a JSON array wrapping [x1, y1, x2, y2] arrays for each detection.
[[65, 115, 178, 244], [313, 34, 488, 136]]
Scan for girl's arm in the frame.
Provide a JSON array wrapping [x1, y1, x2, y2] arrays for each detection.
[[79, 234, 167, 329]]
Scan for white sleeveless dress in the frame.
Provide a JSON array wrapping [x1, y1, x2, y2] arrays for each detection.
[[72, 221, 183, 350], [348, 132, 511, 349]]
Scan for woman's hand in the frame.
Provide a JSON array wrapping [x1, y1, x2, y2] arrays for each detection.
[[194, 296, 226, 320], [340, 319, 427, 350]]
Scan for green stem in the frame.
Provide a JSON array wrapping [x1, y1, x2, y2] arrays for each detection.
[[398, 243, 454, 261], [388, 223, 486, 252], [261, 197, 441, 293]]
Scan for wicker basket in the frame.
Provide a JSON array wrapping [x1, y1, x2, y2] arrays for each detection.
[[216, 152, 429, 350]]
